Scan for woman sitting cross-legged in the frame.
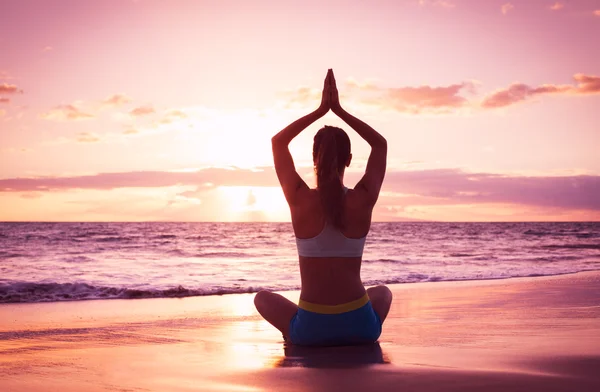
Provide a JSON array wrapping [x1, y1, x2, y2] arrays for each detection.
[[254, 69, 392, 346]]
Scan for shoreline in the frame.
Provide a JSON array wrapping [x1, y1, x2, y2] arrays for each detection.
[[1, 271, 599, 391], [2, 268, 600, 305]]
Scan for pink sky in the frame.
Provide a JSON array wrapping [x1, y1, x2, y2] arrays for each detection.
[[1, 0, 599, 222]]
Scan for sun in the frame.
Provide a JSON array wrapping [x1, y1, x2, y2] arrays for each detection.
[[219, 186, 289, 221]]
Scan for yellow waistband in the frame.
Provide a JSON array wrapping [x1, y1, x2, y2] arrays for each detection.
[[298, 293, 370, 314]]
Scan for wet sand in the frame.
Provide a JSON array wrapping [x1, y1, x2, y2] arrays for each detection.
[[1, 272, 599, 391]]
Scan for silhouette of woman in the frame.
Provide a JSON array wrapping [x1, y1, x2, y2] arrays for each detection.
[[254, 69, 392, 346]]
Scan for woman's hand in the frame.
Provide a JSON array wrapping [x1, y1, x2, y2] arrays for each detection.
[[328, 69, 343, 114], [318, 69, 343, 115], [318, 70, 332, 115]]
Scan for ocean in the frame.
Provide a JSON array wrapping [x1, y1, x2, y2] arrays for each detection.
[[0, 222, 598, 303]]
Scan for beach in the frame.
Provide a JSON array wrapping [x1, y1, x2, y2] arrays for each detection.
[[2, 1, 600, 390], [1, 271, 599, 391]]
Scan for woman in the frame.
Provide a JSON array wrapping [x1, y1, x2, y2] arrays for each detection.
[[254, 69, 392, 346]]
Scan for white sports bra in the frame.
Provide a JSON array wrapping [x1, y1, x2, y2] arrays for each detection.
[[295, 187, 367, 258], [295, 223, 367, 258]]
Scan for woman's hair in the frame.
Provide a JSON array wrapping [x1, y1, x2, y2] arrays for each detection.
[[313, 126, 351, 229]]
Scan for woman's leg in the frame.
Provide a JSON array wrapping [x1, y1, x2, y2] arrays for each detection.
[[254, 291, 298, 337], [367, 285, 393, 323]]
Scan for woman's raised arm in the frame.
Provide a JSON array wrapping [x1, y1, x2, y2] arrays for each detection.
[[271, 70, 332, 205], [329, 70, 387, 205]]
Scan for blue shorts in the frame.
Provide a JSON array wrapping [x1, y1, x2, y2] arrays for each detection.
[[289, 294, 382, 346]]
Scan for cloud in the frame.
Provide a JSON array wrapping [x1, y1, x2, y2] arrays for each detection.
[[122, 128, 139, 135], [549, 2, 564, 11], [347, 79, 475, 114], [501, 3, 514, 15], [20, 193, 43, 199], [41, 104, 94, 121], [0, 168, 277, 192], [130, 105, 155, 116], [284, 79, 478, 114], [1, 167, 598, 212], [159, 109, 188, 124], [278, 86, 321, 108], [481, 83, 567, 108], [42, 46, 53, 52], [0, 83, 22, 94], [177, 182, 216, 199], [76, 132, 101, 143], [481, 74, 599, 108], [573, 73, 600, 94], [102, 94, 132, 107], [340, 73, 599, 113], [346, 78, 380, 91], [0, 98, 10, 103], [383, 169, 600, 211], [384, 83, 472, 113], [418, 0, 455, 8], [165, 109, 187, 119]]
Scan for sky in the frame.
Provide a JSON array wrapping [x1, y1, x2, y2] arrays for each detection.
[[0, 0, 599, 222]]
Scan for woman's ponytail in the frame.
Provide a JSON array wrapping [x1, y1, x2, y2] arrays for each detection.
[[313, 126, 350, 229]]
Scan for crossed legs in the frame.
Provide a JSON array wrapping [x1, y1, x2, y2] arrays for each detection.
[[253, 285, 393, 340], [366, 285, 393, 323], [254, 291, 298, 338]]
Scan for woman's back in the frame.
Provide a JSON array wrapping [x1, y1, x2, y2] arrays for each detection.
[[291, 188, 372, 240], [291, 187, 373, 305]]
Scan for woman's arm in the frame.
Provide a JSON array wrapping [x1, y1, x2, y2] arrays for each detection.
[[271, 108, 327, 146], [334, 108, 387, 149], [329, 70, 387, 205], [272, 71, 332, 206]]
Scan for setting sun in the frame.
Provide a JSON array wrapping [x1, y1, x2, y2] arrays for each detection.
[[219, 186, 289, 222]]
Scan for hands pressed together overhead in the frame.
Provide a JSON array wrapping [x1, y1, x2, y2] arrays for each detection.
[[271, 68, 386, 191], [271, 68, 385, 150], [319, 69, 343, 115], [315, 69, 387, 150]]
